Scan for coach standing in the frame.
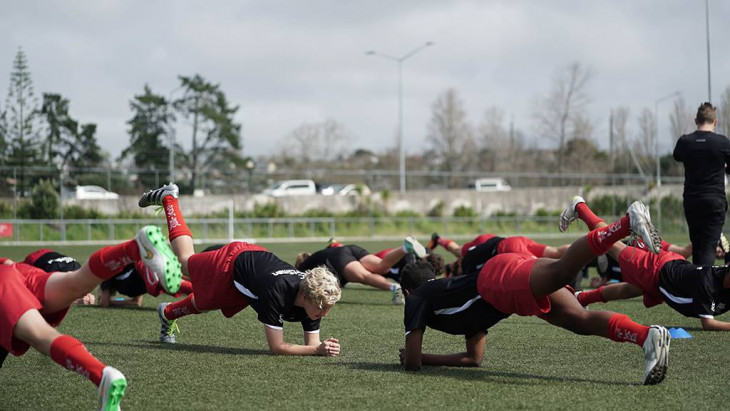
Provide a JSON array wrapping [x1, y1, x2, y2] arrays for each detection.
[[673, 102, 730, 265]]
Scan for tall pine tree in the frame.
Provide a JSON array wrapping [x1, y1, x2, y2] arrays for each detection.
[[123, 84, 173, 186], [174, 74, 243, 192], [2, 47, 42, 195]]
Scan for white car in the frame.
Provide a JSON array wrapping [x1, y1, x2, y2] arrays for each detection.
[[320, 183, 371, 196], [470, 178, 512, 192], [75, 185, 120, 200], [262, 180, 317, 197]]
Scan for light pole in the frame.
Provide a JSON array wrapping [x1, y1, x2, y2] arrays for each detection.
[[705, 0, 712, 101], [367, 41, 434, 193], [654, 91, 681, 231]]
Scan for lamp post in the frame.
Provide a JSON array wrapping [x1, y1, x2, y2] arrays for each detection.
[[654, 91, 681, 231], [366, 41, 434, 193], [245, 159, 256, 194], [705, 0, 712, 101]]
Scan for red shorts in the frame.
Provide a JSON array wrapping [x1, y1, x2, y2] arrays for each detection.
[[497, 236, 547, 258], [477, 253, 550, 317], [0, 264, 70, 356], [187, 242, 267, 317], [618, 247, 684, 307]]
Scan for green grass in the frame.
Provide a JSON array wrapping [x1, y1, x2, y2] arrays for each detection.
[[1, 238, 728, 410]]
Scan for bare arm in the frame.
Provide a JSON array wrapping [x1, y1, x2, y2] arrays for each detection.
[[700, 317, 730, 331], [400, 330, 486, 370], [420, 332, 486, 367], [264, 326, 340, 356]]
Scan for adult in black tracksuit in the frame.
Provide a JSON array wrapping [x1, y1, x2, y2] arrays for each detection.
[[673, 102, 730, 266]]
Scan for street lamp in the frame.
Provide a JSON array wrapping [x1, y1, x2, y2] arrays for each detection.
[[705, 0, 712, 102], [366, 41, 434, 193], [654, 90, 681, 231], [167, 85, 184, 184]]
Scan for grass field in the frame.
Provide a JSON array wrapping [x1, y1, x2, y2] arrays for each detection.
[[1, 238, 729, 410]]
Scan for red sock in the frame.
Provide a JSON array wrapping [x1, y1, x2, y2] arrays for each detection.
[[438, 238, 455, 248], [50, 335, 106, 386], [162, 196, 192, 241], [88, 240, 141, 280], [576, 203, 605, 230], [164, 294, 200, 320], [586, 216, 631, 255], [577, 287, 606, 306], [177, 280, 194, 295], [328, 241, 343, 248], [607, 314, 649, 346]]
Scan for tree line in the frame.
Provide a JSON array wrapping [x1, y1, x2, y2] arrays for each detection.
[[3, 48, 730, 197]]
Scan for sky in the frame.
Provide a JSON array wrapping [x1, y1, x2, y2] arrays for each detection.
[[1, 0, 729, 162]]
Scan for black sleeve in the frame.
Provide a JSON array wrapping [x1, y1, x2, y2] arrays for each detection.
[[301, 317, 321, 333], [673, 137, 683, 162], [404, 294, 430, 333], [258, 289, 286, 329], [723, 137, 730, 173]]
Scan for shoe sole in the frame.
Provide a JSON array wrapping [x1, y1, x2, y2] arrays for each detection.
[[139, 226, 182, 294], [99, 375, 126, 411], [405, 237, 427, 258], [643, 327, 670, 385], [629, 202, 662, 254]]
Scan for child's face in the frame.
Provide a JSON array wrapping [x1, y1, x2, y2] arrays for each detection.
[[303, 299, 333, 320]]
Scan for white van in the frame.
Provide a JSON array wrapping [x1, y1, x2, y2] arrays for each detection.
[[262, 180, 317, 197], [471, 178, 511, 192]]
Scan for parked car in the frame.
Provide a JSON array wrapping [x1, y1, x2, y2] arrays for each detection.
[[320, 183, 371, 196], [75, 185, 120, 200], [262, 179, 317, 197], [469, 178, 512, 192]]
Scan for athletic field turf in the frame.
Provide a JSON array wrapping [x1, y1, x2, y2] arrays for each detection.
[[1, 239, 728, 409]]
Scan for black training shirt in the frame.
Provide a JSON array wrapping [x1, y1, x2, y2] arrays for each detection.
[[297, 245, 369, 286], [673, 130, 730, 197], [233, 251, 320, 332], [659, 260, 730, 319], [404, 274, 510, 339], [100, 264, 146, 298], [461, 236, 503, 275]]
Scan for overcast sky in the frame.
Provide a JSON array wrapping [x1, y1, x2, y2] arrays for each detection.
[[2, 0, 728, 161]]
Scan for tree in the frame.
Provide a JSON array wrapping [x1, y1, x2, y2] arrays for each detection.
[[632, 107, 655, 177], [1, 48, 42, 195], [123, 85, 173, 186], [282, 118, 349, 165], [719, 86, 730, 137], [477, 106, 508, 172], [669, 96, 693, 142], [532, 62, 593, 177], [610, 106, 632, 173], [426, 88, 473, 186], [40, 93, 78, 168], [68, 124, 103, 169], [173, 74, 243, 192]]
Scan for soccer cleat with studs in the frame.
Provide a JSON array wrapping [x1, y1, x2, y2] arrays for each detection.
[[97, 366, 126, 411], [138, 183, 179, 208], [627, 201, 662, 254], [559, 196, 585, 232], [642, 325, 670, 385], [157, 303, 179, 344], [404, 236, 427, 258], [135, 225, 182, 294]]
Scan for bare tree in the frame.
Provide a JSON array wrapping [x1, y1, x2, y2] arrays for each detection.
[[532, 62, 593, 177], [633, 108, 655, 174], [477, 106, 508, 172], [669, 96, 694, 142], [719, 86, 730, 137], [611, 106, 631, 172], [426, 89, 473, 184], [282, 118, 348, 164]]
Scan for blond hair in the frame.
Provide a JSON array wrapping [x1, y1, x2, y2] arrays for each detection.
[[299, 266, 341, 308]]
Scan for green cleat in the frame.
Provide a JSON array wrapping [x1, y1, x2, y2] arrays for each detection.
[[135, 225, 182, 294], [97, 366, 126, 411]]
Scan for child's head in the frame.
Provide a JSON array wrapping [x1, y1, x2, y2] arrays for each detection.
[[423, 253, 445, 277], [400, 260, 436, 293], [294, 252, 311, 270], [299, 266, 341, 308]]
